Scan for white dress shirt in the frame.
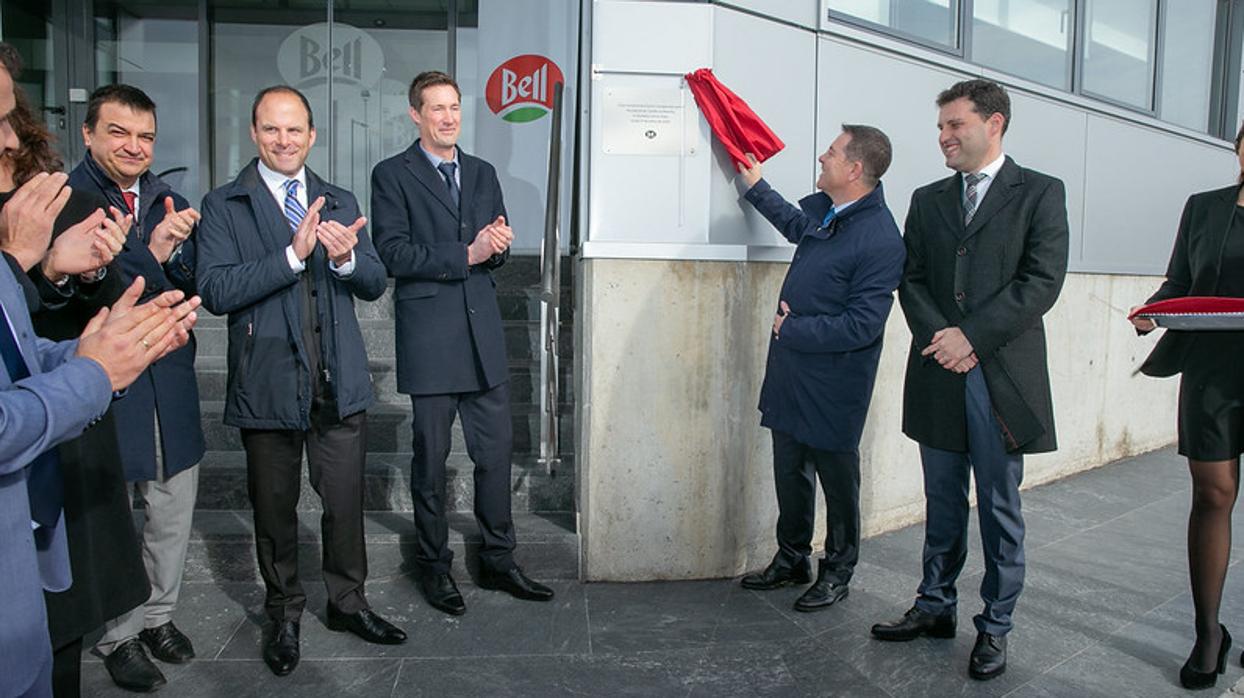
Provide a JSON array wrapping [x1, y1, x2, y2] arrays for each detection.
[[962, 151, 1006, 209], [256, 159, 354, 276]]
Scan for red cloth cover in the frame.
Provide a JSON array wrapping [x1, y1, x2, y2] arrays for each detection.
[[1129, 296, 1244, 317], [684, 68, 784, 169]]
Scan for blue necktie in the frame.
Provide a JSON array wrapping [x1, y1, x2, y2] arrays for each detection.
[[0, 304, 62, 527], [821, 207, 836, 229], [284, 179, 306, 232], [437, 161, 460, 209]]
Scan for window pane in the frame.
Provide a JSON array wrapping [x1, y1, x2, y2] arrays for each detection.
[[1082, 0, 1157, 110], [1159, 0, 1217, 132], [971, 0, 1071, 90], [94, 1, 202, 201], [826, 0, 959, 49]]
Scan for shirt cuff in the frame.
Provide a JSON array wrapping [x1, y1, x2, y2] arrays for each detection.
[[328, 251, 355, 276], [285, 245, 306, 273]]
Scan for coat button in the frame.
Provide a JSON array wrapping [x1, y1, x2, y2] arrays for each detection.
[[468, 308, 476, 315], [957, 246, 967, 256], [955, 291, 966, 301], [311, 289, 317, 297]]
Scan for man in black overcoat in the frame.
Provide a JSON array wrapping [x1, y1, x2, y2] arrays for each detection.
[[370, 71, 553, 615], [870, 79, 1069, 681]]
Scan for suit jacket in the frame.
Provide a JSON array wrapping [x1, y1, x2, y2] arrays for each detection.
[[370, 141, 509, 395], [197, 159, 387, 430], [745, 180, 906, 451], [20, 188, 150, 647], [1139, 184, 1241, 377], [0, 256, 112, 695], [899, 156, 1069, 454], [67, 153, 204, 481]]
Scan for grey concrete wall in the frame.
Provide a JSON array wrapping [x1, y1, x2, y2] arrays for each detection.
[[576, 260, 1179, 581]]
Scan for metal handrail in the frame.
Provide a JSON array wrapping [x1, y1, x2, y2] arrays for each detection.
[[538, 81, 565, 469]]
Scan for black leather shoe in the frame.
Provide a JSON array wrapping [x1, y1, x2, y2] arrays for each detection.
[[139, 621, 195, 664], [1182, 624, 1230, 689], [870, 606, 956, 641], [793, 561, 849, 612], [740, 556, 812, 591], [420, 572, 466, 615], [262, 619, 300, 677], [104, 638, 167, 692], [481, 566, 555, 601], [326, 606, 408, 645], [968, 632, 1007, 681]]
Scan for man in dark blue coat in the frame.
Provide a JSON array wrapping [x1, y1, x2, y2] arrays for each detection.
[[67, 85, 207, 692], [370, 71, 553, 616], [198, 85, 406, 677], [736, 125, 905, 612]]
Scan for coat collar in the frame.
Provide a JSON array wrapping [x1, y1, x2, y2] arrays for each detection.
[[224, 158, 334, 252], [78, 151, 171, 218], [932, 155, 1024, 240], [798, 182, 888, 239], [402, 140, 478, 220]]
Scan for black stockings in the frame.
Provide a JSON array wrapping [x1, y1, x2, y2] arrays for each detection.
[[1187, 458, 1239, 669]]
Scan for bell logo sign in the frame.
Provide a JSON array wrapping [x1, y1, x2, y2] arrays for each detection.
[[485, 54, 565, 123]]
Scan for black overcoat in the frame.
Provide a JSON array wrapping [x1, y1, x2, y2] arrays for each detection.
[[369, 141, 509, 396], [67, 153, 205, 481], [1139, 184, 1240, 377], [899, 156, 1069, 454], [20, 189, 150, 648]]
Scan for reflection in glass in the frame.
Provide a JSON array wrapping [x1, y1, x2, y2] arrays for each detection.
[[971, 0, 1071, 90], [95, 1, 202, 200], [1082, 0, 1157, 109], [1159, 0, 1217, 132], [826, 0, 958, 49], [2, 0, 63, 148], [331, 1, 448, 216]]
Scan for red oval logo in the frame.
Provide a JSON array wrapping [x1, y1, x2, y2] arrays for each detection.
[[485, 54, 565, 123]]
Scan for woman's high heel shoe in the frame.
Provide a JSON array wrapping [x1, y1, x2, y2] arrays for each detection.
[[1181, 624, 1231, 690]]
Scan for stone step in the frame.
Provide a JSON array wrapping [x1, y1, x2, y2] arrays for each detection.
[[180, 510, 579, 584], [189, 318, 574, 363], [199, 402, 576, 455], [193, 450, 574, 514], [192, 356, 575, 406]]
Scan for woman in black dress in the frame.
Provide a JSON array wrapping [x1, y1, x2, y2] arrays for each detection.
[[0, 47, 150, 697], [1132, 122, 1244, 690]]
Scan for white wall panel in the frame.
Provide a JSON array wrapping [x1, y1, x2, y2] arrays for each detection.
[[1081, 115, 1235, 274], [708, 7, 817, 247], [592, 1, 712, 74], [814, 38, 968, 227], [723, 0, 819, 29]]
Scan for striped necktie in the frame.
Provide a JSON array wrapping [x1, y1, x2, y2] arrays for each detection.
[[284, 179, 307, 232], [964, 172, 985, 225]]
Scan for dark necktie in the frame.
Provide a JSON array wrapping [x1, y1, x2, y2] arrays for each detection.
[[0, 304, 62, 527], [122, 190, 138, 215], [437, 161, 460, 209], [964, 173, 985, 224]]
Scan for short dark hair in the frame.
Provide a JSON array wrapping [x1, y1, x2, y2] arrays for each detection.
[[840, 124, 892, 185], [85, 84, 157, 130], [408, 71, 460, 110], [251, 85, 314, 129], [936, 79, 1011, 135]]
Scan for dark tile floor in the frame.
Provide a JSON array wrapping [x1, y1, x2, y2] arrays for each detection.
[[80, 447, 1244, 696]]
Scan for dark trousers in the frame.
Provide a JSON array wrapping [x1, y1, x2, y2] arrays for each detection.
[[409, 382, 516, 575], [915, 367, 1025, 636], [241, 412, 369, 621], [771, 430, 861, 585], [50, 637, 80, 698]]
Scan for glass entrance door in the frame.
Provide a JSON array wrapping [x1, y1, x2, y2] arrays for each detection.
[[0, 0, 77, 163]]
